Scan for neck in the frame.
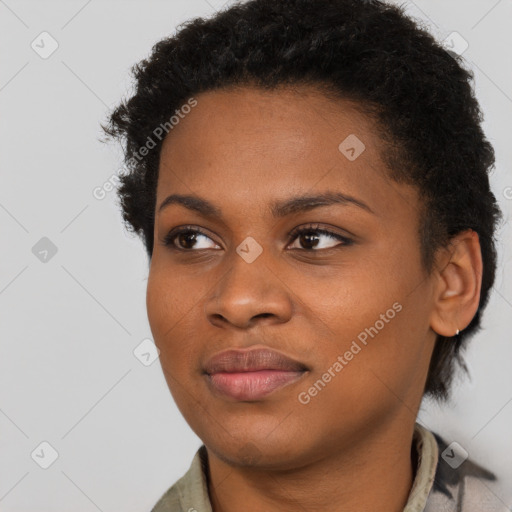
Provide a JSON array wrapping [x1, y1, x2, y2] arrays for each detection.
[[206, 419, 417, 512]]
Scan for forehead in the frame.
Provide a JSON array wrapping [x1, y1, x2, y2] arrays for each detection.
[[161, 84, 382, 163], [156, 85, 419, 222]]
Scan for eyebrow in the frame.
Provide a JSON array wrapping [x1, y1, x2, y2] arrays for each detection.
[[157, 191, 375, 218]]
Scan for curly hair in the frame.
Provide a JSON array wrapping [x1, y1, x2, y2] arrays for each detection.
[[101, 0, 503, 402]]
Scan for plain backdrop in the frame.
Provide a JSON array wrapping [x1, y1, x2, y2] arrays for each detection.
[[1, 0, 511, 510]]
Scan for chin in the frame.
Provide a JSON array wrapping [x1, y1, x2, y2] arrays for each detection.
[[204, 431, 313, 471]]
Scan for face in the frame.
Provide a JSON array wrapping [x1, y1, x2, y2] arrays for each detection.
[[147, 85, 438, 469]]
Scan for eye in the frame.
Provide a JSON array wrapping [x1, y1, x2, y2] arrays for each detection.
[[287, 224, 352, 251], [163, 226, 220, 251], [162, 223, 353, 252]]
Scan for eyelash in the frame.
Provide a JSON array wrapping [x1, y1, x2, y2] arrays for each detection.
[[162, 224, 353, 252]]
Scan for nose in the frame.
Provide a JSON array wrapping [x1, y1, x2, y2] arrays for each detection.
[[204, 251, 293, 330]]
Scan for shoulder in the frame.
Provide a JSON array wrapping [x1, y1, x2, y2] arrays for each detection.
[[150, 481, 183, 512], [424, 431, 509, 512], [150, 445, 212, 512]]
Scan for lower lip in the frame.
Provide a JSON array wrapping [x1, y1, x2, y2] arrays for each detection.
[[206, 370, 306, 401]]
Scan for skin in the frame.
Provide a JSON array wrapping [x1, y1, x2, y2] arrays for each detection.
[[146, 84, 483, 512]]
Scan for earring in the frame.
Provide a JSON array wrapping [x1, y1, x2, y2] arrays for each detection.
[[455, 329, 460, 336]]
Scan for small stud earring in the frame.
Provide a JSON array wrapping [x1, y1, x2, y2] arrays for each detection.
[[455, 329, 460, 336]]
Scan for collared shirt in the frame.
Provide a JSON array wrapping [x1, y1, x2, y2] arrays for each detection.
[[151, 423, 508, 511]]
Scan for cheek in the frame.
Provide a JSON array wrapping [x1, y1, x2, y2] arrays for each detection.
[[146, 268, 196, 374], [146, 274, 172, 343], [146, 262, 204, 336], [293, 308, 423, 445], [302, 254, 425, 389], [146, 271, 202, 415]]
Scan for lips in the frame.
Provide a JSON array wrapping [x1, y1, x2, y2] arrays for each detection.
[[203, 347, 309, 401], [203, 347, 308, 374]]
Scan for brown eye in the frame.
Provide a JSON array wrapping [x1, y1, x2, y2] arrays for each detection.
[[163, 227, 220, 251], [288, 225, 353, 251]]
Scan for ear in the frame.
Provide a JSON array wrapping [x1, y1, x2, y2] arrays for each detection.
[[429, 229, 483, 337]]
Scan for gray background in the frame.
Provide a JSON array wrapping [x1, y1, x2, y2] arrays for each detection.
[[1, 0, 511, 510]]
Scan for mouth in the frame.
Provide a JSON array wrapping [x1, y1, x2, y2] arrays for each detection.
[[206, 369, 307, 401], [203, 347, 309, 401]]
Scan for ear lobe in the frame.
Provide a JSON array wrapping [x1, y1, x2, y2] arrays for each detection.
[[429, 229, 483, 338]]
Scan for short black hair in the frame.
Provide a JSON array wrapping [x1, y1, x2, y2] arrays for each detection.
[[101, 0, 503, 402]]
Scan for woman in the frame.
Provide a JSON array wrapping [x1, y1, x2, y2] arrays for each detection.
[[102, 0, 505, 510]]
